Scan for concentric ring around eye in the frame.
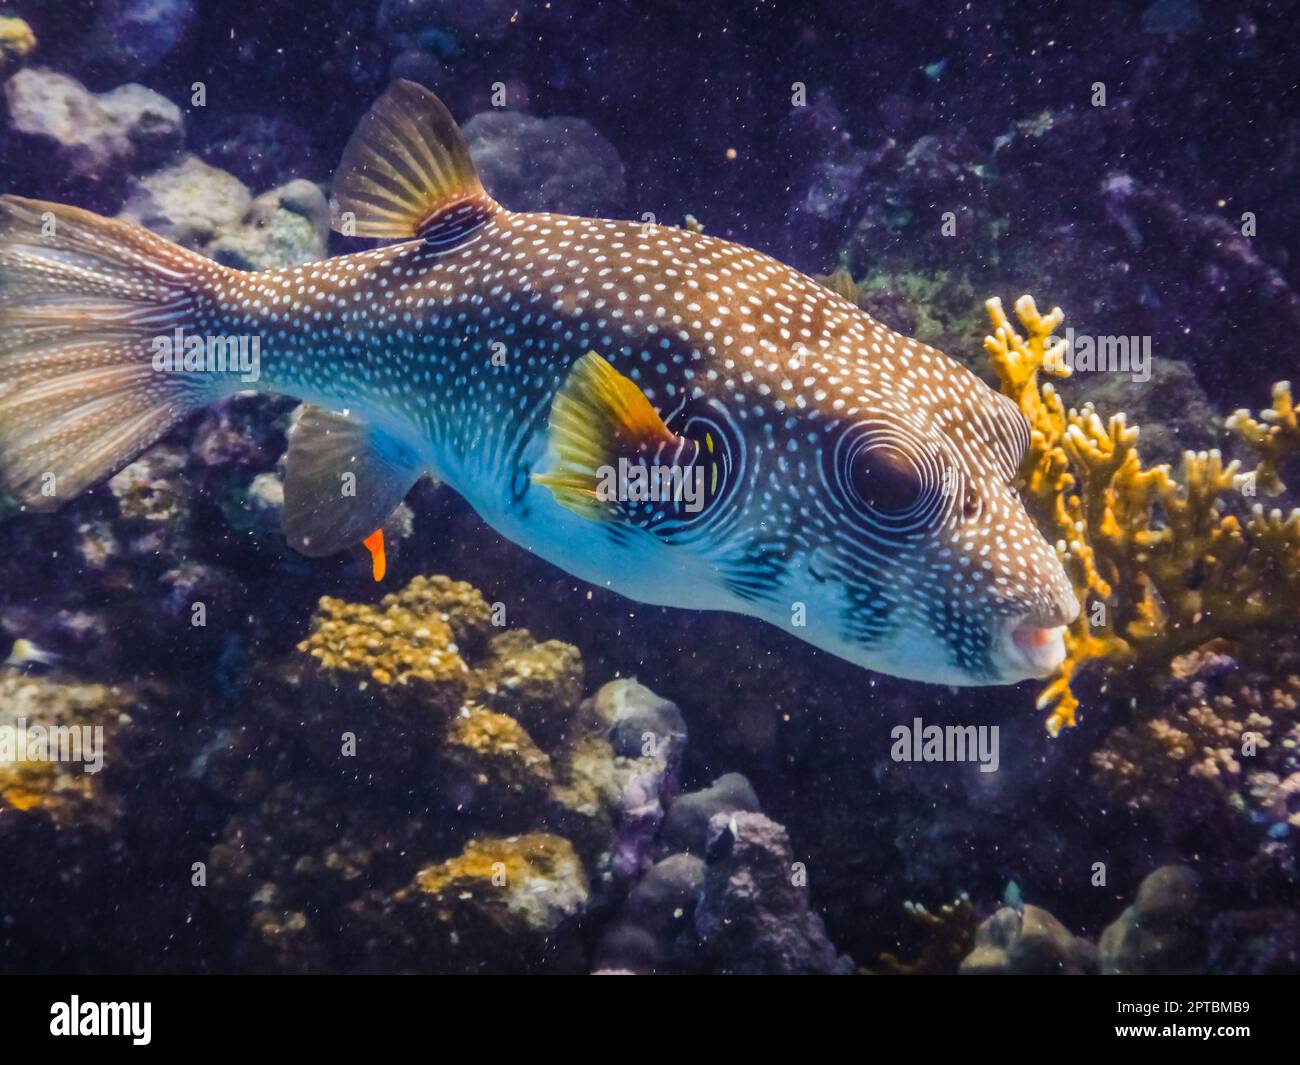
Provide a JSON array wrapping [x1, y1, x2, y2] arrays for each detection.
[[823, 420, 950, 536], [983, 394, 1031, 482], [650, 403, 745, 544]]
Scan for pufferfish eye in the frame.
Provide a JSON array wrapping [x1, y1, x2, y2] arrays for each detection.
[[827, 421, 947, 535], [849, 444, 923, 514]]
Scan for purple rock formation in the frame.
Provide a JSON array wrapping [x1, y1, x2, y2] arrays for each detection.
[[661, 772, 761, 855], [695, 811, 853, 975]]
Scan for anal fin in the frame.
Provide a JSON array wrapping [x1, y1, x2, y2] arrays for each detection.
[[282, 404, 423, 557]]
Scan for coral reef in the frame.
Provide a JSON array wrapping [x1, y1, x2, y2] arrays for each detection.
[[694, 811, 854, 975], [953, 866, 1297, 976], [590, 771, 797, 974], [1098, 865, 1207, 975], [1091, 644, 1300, 889], [296, 578, 474, 718], [819, 266, 986, 357], [201, 573, 704, 972], [0, 674, 131, 831], [339, 832, 593, 974], [4, 67, 180, 203], [984, 294, 1300, 735], [959, 903, 1097, 975], [117, 156, 329, 268], [198, 577, 858, 974], [879, 896, 981, 975]]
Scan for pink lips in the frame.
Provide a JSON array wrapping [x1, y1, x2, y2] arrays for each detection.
[[1007, 621, 1068, 677]]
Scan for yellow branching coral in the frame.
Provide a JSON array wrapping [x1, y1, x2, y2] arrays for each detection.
[[1225, 381, 1300, 497], [876, 896, 979, 975], [984, 296, 1300, 735]]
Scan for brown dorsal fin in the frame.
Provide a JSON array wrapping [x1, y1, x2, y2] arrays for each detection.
[[330, 79, 499, 242]]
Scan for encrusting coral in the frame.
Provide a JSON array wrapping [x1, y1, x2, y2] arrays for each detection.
[[297, 577, 473, 721], [983, 295, 1300, 735], [1090, 644, 1300, 886], [204, 573, 696, 971], [396, 832, 591, 961], [0, 674, 131, 830]]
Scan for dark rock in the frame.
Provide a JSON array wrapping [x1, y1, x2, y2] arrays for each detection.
[[695, 811, 853, 974], [377, 0, 517, 51], [593, 852, 705, 974], [1099, 865, 1207, 975], [195, 114, 324, 192], [594, 678, 688, 761], [661, 772, 761, 854], [585, 679, 688, 882]]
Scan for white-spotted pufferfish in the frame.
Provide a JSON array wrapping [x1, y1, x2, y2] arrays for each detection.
[[0, 81, 1079, 686]]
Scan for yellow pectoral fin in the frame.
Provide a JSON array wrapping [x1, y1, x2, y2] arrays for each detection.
[[532, 352, 679, 520]]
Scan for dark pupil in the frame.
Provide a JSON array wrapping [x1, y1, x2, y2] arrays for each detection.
[[851, 445, 922, 513]]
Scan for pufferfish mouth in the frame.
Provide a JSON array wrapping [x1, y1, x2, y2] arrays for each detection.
[[1003, 619, 1069, 678]]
